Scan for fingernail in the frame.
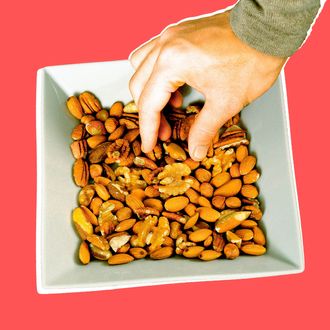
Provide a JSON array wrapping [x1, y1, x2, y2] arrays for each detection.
[[192, 145, 208, 161]]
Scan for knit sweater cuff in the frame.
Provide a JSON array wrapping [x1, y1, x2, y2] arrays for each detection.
[[230, 0, 320, 57]]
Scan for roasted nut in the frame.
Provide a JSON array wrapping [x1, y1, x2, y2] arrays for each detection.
[[67, 96, 83, 119], [241, 185, 259, 198], [239, 155, 256, 175], [253, 226, 266, 245], [241, 244, 266, 256], [215, 211, 250, 233], [78, 185, 95, 206], [225, 197, 241, 208], [79, 241, 90, 264], [90, 244, 112, 260], [108, 125, 125, 140], [198, 196, 212, 208], [214, 179, 242, 197], [144, 198, 163, 212], [123, 101, 138, 113], [79, 92, 101, 114], [199, 207, 220, 222], [236, 145, 248, 162], [226, 231, 242, 247], [164, 143, 187, 161], [150, 247, 173, 260], [195, 168, 212, 183], [170, 221, 182, 239], [200, 183, 214, 198], [104, 117, 118, 133], [87, 234, 110, 251], [110, 101, 123, 117], [189, 229, 212, 242], [81, 115, 95, 124], [96, 109, 109, 121], [129, 247, 148, 259], [224, 243, 240, 259], [108, 253, 134, 265], [229, 163, 240, 178], [87, 135, 107, 149], [184, 212, 199, 230], [90, 164, 103, 179], [183, 246, 205, 258], [211, 172, 231, 187], [116, 207, 132, 221], [164, 196, 189, 212], [71, 123, 86, 140], [213, 232, 225, 252], [212, 196, 226, 209], [199, 250, 221, 261], [184, 203, 197, 217], [115, 219, 136, 232], [90, 197, 103, 215], [243, 170, 260, 184], [73, 158, 89, 187], [94, 183, 110, 201]]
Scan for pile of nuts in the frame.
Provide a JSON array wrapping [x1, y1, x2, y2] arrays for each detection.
[[67, 91, 266, 266]]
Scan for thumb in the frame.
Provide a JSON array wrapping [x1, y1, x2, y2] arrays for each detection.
[[188, 99, 236, 161]]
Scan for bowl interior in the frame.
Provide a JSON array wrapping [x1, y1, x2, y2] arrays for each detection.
[[36, 61, 304, 293]]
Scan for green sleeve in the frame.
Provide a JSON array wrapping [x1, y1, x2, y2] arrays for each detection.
[[230, 0, 321, 57]]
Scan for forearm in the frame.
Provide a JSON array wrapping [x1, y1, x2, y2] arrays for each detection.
[[230, 0, 321, 57]]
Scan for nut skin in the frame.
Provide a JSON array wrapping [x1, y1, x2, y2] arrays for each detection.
[[67, 96, 83, 119]]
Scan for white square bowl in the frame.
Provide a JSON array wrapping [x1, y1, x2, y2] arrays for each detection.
[[36, 60, 304, 294]]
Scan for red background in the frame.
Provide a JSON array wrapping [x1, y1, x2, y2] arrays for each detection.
[[2, 0, 329, 328]]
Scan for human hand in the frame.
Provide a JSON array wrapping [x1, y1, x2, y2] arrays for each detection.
[[129, 11, 286, 161]]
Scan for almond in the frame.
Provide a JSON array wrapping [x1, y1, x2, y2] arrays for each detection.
[[199, 207, 220, 222], [243, 170, 260, 184], [199, 250, 221, 261], [87, 135, 107, 149], [66, 96, 83, 119], [236, 145, 248, 162], [89, 164, 103, 179], [164, 143, 187, 161], [200, 183, 214, 198], [164, 196, 189, 212], [241, 220, 258, 228], [235, 229, 254, 241], [183, 158, 200, 170], [115, 219, 136, 232], [80, 205, 98, 225], [229, 163, 240, 178], [185, 188, 200, 204], [129, 247, 148, 259], [225, 197, 241, 208], [150, 247, 173, 260], [253, 226, 266, 245], [195, 168, 212, 183], [183, 246, 204, 258], [226, 231, 242, 247], [90, 197, 103, 215], [214, 179, 242, 197], [241, 244, 266, 256], [241, 185, 259, 198], [184, 203, 197, 217], [71, 123, 86, 140], [211, 172, 231, 188], [108, 253, 134, 265], [239, 155, 256, 175], [72, 207, 94, 239], [78, 241, 90, 265], [215, 211, 250, 233], [109, 101, 123, 117], [94, 183, 110, 201], [184, 212, 199, 230], [189, 229, 212, 242], [212, 196, 226, 209], [198, 196, 212, 208], [116, 207, 132, 221]]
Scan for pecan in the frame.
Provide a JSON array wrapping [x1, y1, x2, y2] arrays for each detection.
[[106, 182, 127, 202], [70, 140, 87, 159], [105, 139, 130, 164], [89, 142, 111, 163], [132, 140, 142, 156], [73, 158, 89, 187], [135, 207, 160, 218], [71, 123, 86, 140], [124, 128, 140, 142], [161, 212, 186, 224], [119, 118, 139, 129], [79, 92, 101, 114]]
